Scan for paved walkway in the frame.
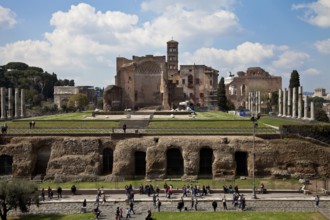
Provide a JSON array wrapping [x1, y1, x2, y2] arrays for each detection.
[[13, 190, 330, 219]]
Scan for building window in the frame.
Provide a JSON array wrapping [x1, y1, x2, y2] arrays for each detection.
[[188, 75, 193, 87], [189, 93, 194, 98], [210, 80, 212, 85], [200, 93, 204, 98], [195, 78, 200, 84], [169, 56, 177, 61], [183, 93, 187, 98], [182, 79, 185, 84]]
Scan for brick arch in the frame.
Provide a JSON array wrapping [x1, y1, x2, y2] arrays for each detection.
[[166, 148, 183, 177], [199, 147, 213, 176], [135, 151, 146, 176], [103, 148, 113, 174], [0, 155, 13, 176]]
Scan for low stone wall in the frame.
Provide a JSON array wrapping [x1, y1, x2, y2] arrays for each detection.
[[11, 200, 330, 217]]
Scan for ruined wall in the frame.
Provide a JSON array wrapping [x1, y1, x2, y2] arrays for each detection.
[[0, 136, 329, 181], [226, 67, 282, 109]]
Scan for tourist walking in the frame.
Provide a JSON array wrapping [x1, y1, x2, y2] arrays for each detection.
[[157, 198, 161, 212], [222, 195, 228, 210], [57, 186, 62, 199], [194, 197, 198, 211], [126, 207, 131, 219], [129, 201, 135, 214], [212, 200, 217, 211], [315, 195, 320, 208]]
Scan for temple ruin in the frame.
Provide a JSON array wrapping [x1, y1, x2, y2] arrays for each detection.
[[103, 40, 219, 111]]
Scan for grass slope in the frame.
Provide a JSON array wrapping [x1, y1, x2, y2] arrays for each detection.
[[152, 212, 325, 220]]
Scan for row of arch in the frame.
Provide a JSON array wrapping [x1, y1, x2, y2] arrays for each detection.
[[0, 149, 248, 177], [102, 148, 248, 177]]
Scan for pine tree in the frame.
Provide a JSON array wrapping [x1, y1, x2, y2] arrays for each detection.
[[217, 77, 228, 111]]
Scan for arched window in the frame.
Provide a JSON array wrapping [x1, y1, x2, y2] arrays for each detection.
[[199, 148, 213, 176], [166, 148, 183, 176], [103, 148, 113, 174], [0, 155, 13, 175], [33, 146, 51, 178], [135, 151, 146, 176]]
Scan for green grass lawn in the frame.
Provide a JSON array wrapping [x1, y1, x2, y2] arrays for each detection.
[[9, 213, 94, 220], [152, 212, 326, 220], [39, 178, 301, 191]]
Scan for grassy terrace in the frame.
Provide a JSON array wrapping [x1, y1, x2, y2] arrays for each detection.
[[8, 212, 326, 220], [1, 111, 311, 134], [152, 212, 326, 220]]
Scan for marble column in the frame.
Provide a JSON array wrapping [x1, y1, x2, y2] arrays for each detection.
[[282, 88, 287, 117], [14, 88, 19, 118], [292, 87, 296, 118], [278, 89, 282, 116], [0, 87, 5, 119], [287, 88, 291, 117], [310, 101, 315, 121], [298, 86, 303, 119], [303, 96, 308, 120], [257, 91, 261, 113], [7, 88, 12, 119], [20, 89, 25, 118], [248, 92, 251, 110]]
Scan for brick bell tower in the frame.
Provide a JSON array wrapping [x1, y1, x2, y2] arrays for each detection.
[[167, 39, 179, 82]]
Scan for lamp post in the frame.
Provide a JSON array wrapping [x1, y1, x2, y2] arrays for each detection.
[[251, 91, 260, 199], [251, 117, 258, 199]]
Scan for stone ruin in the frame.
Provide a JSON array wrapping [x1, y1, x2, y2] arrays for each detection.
[[0, 135, 329, 181], [0, 87, 25, 119]]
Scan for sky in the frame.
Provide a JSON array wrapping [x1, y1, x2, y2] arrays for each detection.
[[0, 0, 329, 92]]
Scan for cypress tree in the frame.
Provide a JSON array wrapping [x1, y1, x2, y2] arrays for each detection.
[[217, 77, 228, 111], [289, 70, 300, 89]]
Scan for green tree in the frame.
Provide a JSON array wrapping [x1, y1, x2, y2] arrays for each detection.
[[217, 77, 228, 111], [314, 108, 329, 122], [67, 93, 89, 110], [5, 62, 28, 71], [0, 180, 39, 220], [289, 70, 300, 89]]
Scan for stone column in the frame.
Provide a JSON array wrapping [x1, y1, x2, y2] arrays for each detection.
[[298, 86, 303, 119], [287, 88, 291, 117], [14, 88, 19, 118], [303, 96, 308, 120], [292, 87, 296, 118], [310, 101, 315, 121], [20, 89, 25, 118], [247, 92, 251, 110], [257, 91, 261, 113], [0, 87, 5, 119], [282, 88, 287, 117], [278, 89, 282, 116], [7, 88, 12, 119]]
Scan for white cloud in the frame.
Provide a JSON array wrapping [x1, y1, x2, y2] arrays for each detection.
[[182, 41, 275, 66], [302, 68, 320, 76], [314, 38, 330, 54], [293, 0, 330, 28], [0, 2, 243, 87], [141, 0, 236, 13], [0, 5, 17, 29], [272, 51, 310, 67]]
